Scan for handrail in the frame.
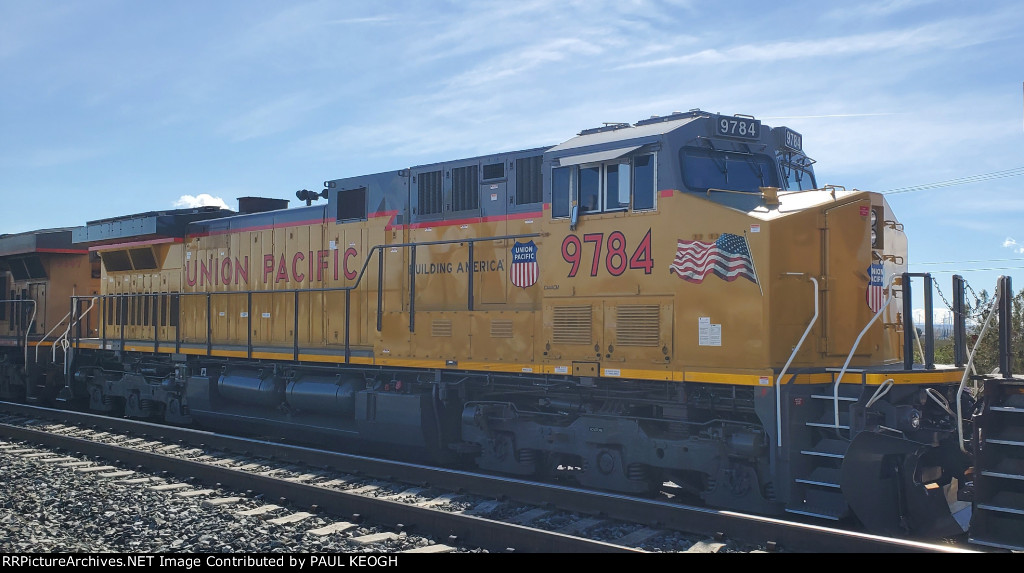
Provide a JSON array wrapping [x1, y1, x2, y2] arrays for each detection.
[[776, 273, 819, 448], [956, 279, 1001, 454], [0, 299, 37, 365], [54, 297, 96, 367], [73, 232, 543, 362], [36, 309, 73, 362], [832, 273, 899, 432]]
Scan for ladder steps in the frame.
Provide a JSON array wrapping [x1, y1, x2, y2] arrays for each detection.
[[977, 491, 1024, 514], [807, 411, 851, 430], [810, 394, 858, 402], [794, 467, 841, 489], [785, 507, 843, 521], [800, 438, 847, 459], [971, 378, 1024, 550], [981, 458, 1024, 480], [785, 488, 849, 521]]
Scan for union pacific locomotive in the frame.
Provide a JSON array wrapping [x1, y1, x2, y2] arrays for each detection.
[[2, 109, 1023, 548]]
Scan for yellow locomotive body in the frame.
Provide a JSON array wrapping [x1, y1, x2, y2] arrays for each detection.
[[87, 147, 921, 385], [11, 110, 1019, 542]]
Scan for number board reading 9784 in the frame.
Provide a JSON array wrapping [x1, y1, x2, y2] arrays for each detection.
[[714, 115, 761, 139]]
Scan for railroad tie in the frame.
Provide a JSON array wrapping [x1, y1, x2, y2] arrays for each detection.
[[175, 488, 216, 498], [378, 487, 426, 500], [317, 478, 352, 488], [206, 458, 237, 467], [307, 522, 357, 537], [286, 472, 325, 483], [148, 483, 191, 492], [350, 533, 399, 545], [236, 504, 283, 517], [401, 544, 455, 554], [463, 500, 503, 516], [202, 497, 244, 508], [98, 470, 135, 479], [75, 465, 119, 473], [266, 512, 315, 525], [614, 528, 666, 546], [118, 477, 158, 484], [346, 484, 380, 495], [415, 493, 461, 507], [555, 517, 605, 535], [508, 507, 554, 525], [685, 540, 726, 553], [235, 463, 264, 471]]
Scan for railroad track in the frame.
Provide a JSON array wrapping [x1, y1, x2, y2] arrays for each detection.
[[0, 401, 983, 554]]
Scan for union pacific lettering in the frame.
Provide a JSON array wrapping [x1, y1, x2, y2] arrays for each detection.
[[185, 249, 359, 287]]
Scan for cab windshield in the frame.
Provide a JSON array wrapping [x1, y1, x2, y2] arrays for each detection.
[[780, 158, 817, 191], [679, 146, 779, 194]]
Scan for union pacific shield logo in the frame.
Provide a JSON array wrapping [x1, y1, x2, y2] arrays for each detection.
[[866, 263, 885, 312], [510, 240, 538, 288]]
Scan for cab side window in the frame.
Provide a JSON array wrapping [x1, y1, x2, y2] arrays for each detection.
[[552, 152, 656, 218]]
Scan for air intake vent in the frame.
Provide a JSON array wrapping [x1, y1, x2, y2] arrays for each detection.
[[553, 306, 592, 345], [431, 319, 452, 337], [490, 319, 513, 338], [616, 305, 660, 346]]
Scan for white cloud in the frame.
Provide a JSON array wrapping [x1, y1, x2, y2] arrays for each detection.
[[173, 194, 230, 209], [1002, 237, 1024, 254]]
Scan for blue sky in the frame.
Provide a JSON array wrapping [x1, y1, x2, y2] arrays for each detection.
[[1, 0, 1022, 320]]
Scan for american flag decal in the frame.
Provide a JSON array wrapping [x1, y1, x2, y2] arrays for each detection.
[[866, 263, 885, 312], [510, 240, 538, 288], [669, 233, 757, 284]]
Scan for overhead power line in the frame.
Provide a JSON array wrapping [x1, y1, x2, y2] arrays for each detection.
[[916, 258, 1024, 266], [881, 167, 1024, 195]]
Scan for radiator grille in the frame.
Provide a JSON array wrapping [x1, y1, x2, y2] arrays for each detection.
[[431, 319, 452, 337], [490, 319, 513, 338], [552, 306, 592, 345], [616, 305, 660, 346]]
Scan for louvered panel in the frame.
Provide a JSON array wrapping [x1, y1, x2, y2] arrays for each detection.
[[452, 165, 479, 211], [418, 170, 443, 215], [616, 305, 660, 347], [432, 319, 452, 337], [490, 319, 513, 338], [553, 306, 592, 345]]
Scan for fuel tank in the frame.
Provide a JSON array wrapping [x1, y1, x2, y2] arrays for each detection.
[[217, 368, 284, 408], [285, 374, 359, 417]]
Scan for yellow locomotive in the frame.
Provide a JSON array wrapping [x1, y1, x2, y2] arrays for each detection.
[[3, 109, 1022, 546]]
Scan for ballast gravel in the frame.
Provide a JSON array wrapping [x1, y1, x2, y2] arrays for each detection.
[[0, 444, 445, 553]]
